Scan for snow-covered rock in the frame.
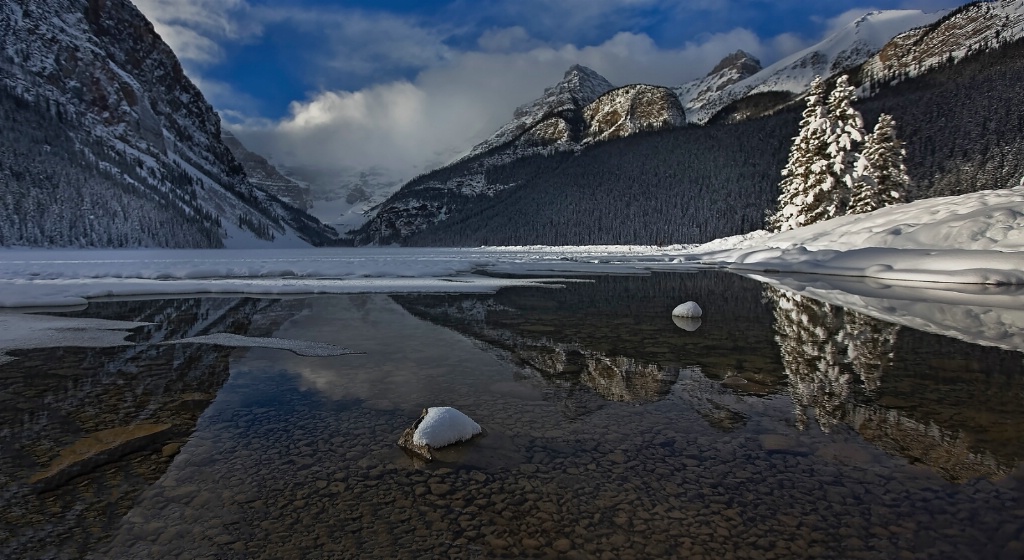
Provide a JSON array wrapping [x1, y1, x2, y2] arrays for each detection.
[[466, 65, 615, 158], [672, 302, 703, 318], [673, 50, 762, 120], [398, 407, 482, 461]]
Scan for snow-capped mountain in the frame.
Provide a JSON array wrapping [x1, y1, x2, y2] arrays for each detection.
[[276, 164, 406, 235], [221, 131, 311, 212], [683, 9, 944, 124], [465, 64, 615, 158], [351, 66, 684, 244], [673, 50, 762, 118], [0, 0, 338, 248], [861, 0, 1024, 85]]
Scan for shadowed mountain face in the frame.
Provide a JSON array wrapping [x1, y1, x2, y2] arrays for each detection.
[[0, 0, 337, 247], [0, 297, 307, 557]]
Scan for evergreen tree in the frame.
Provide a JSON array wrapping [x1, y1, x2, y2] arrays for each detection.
[[768, 77, 831, 232], [820, 75, 867, 222], [851, 113, 908, 214]]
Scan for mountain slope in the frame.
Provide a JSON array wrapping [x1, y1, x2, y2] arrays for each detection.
[[684, 9, 943, 124], [351, 67, 684, 244], [673, 50, 762, 119], [465, 65, 615, 158], [0, 0, 338, 248], [221, 131, 311, 211], [861, 0, 1024, 84], [402, 36, 1024, 247]]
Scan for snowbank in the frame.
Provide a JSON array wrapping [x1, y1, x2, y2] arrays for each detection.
[[680, 185, 1024, 284]]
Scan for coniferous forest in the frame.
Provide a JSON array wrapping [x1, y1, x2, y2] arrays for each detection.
[[398, 38, 1024, 247], [0, 83, 223, 248]]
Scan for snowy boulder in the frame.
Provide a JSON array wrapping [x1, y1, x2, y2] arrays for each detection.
[[672, 301, 703, 318], [398, 407, 482, 462]]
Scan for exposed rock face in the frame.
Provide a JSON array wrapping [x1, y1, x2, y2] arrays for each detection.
[[222, 131, 312, 211], [583, 85, 685, 144]]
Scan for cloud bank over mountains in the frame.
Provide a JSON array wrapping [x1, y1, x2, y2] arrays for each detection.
[[136, 0, 962, 181]]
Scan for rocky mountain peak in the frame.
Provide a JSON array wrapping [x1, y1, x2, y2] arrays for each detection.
[[708, 50, 762, 79], [466, 64, 614, 157], [541, 64, 615, 111]]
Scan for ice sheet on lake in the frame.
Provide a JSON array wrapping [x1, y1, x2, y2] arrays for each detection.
[[0, 313, 150, 365], [163, 333, 361, 357]]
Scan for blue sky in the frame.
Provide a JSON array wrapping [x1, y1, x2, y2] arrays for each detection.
[[134, 0, 964, 181]]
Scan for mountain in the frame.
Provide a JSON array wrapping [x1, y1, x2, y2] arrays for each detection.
[[351, 66, 684, 244], [682, 9, 944, 124], [376, 29, 1024, 247], [0, 0, 338, 248], [268, 164, 405, 236], [861, 0, 1024, 84], [464, 64, 615, 158], [221, 131, 311, 211], [673, 50, 762, 120]]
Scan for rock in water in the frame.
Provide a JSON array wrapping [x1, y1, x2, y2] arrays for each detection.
[[672, 301, 703, 318], [672, 316, 702, 331], [398, 407, 482, 462]]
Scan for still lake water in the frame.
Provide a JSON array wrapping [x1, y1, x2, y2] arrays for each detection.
[[1, 271, 1023, 559]]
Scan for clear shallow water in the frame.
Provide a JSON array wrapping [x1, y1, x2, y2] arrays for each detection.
[[1, 272, 1023, 559]]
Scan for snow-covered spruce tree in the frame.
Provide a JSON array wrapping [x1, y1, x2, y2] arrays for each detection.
[[819, 75, 867, 222], [768, 77, 832, 232], [850, 113, 908, 214]]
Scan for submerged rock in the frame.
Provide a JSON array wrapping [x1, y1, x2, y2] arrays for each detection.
[[398, 407, 482, 462], [29, 423, 173, 491]]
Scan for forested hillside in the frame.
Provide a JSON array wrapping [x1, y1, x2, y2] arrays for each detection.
[[402, 38, 1024, 247], [0, 84, 221, 247]]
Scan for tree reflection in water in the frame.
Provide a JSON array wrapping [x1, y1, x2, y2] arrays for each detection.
[[766, 285, 900, 432]]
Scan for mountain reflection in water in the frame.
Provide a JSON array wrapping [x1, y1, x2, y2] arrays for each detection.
[[396, 271, 1024, 482]]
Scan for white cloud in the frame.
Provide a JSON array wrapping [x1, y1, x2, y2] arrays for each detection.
[[230, 27, 808, 182], [819, 7, 883, 36], [477, 26, 539, 52], [134, 0, 259, 65]]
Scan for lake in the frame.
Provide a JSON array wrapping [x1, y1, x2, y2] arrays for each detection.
[[1, 271, 1022, 559]]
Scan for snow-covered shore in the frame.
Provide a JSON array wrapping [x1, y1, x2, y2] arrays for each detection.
[[685, 184, 1024, 284]]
